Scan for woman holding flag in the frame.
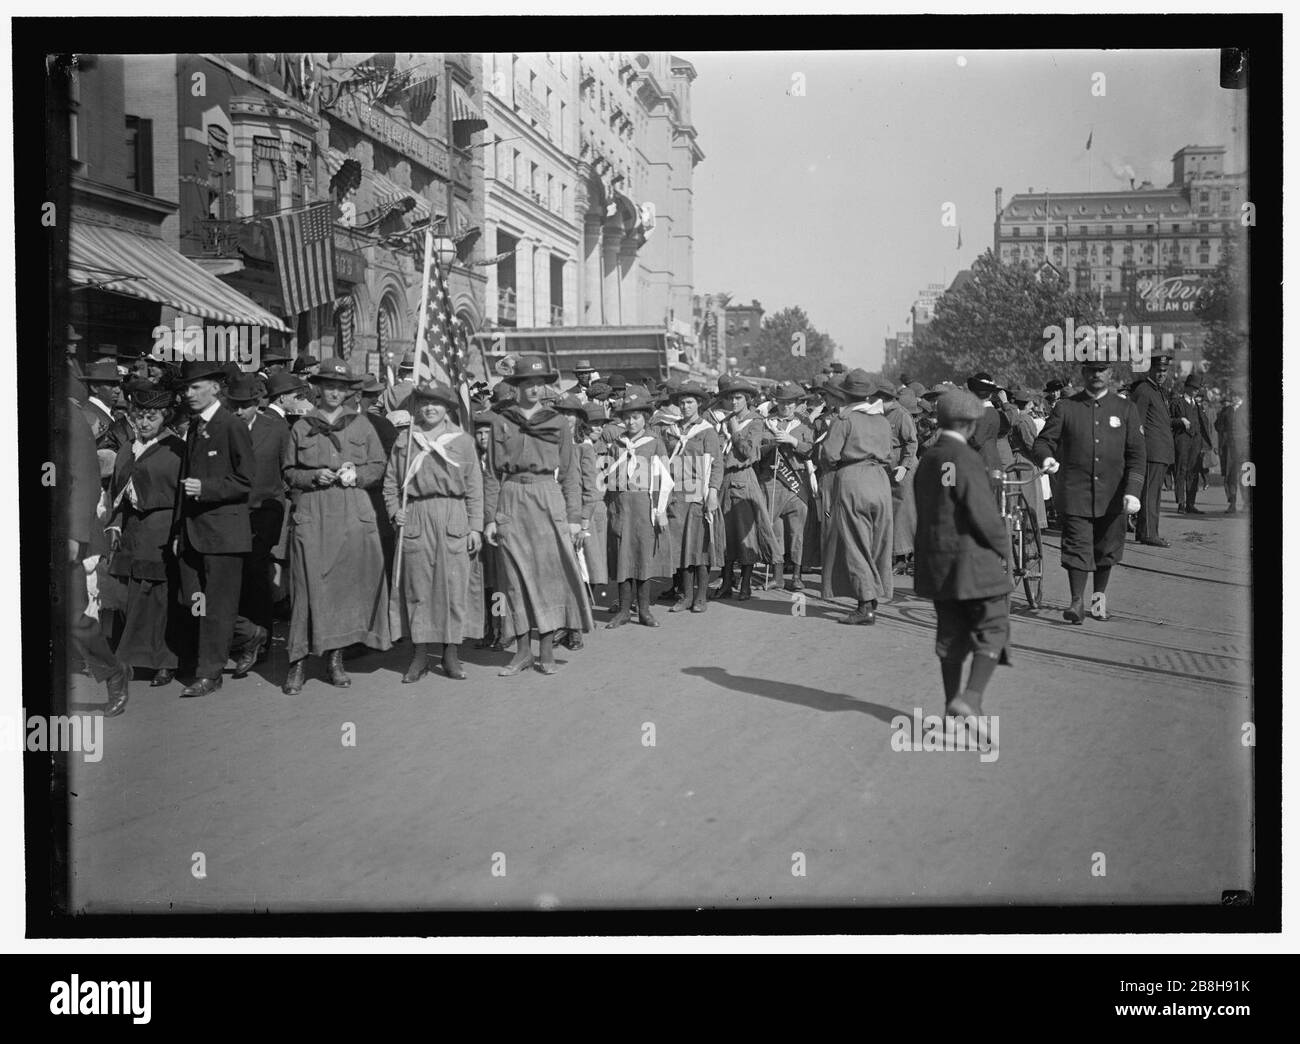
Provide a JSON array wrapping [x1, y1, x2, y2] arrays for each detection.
[[384, 382, 484, 683], [482, 355, 592, 676], [664, 380, 722, 614], [604, 385, 675, 628]]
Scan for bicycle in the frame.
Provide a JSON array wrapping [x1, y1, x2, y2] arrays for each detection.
[[991, 462, 1045, 608]]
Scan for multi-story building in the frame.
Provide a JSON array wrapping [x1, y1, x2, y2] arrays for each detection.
[[692, 291, 731, 375], [994, 144, 1246, 367], [724, 299, 764, 365], [123, 52, 488, 373], [910, 283, 947, 331], [480, 52, 704, 383]]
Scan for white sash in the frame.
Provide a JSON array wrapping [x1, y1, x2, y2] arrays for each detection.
[[403, 427, 463, 491]]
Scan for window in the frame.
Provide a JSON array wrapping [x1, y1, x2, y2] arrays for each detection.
[[206, 125, 232, 220], [546, 173, 553, 209], [1200, 190, 1210, 202], [1104, 225, 1113, 234], [1125, 224, 1133, 233], [530, 161, 539, 197], [1145, 224, 1154, 233], [1055, 226, 1064, 236], [559, 101, 567, 150], [1078, 225, 1088, 235], [1221, 190, 1231, 201], [1199, 254, 1210, 265], [1035, 227, 1043, 237], [1011, 227, 1020, 237], [1199, 223, 1210, 233], [125, 116, 153, 194], [252, 137, 283, 217]]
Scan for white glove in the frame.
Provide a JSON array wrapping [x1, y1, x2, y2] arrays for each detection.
[[893, 466, 907, 484], [1122, 494, 1141, 514], [1041, 457, 1061, 475]]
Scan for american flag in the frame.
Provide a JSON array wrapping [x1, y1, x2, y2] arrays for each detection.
[[415, 227, 473, 425], [266, 201, 336, 317]]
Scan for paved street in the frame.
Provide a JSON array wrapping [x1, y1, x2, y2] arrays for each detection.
[[68, 482, 1252, 911]]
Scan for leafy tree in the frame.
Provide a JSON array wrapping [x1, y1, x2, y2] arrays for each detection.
[[1197, 233, 1249, 385], [745, 306, 839, 383], [898, 250, 1110, 389]]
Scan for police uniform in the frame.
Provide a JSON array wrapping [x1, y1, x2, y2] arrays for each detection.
[[1127, 360, 1176, 542], [1032, 381, 1145, 618]]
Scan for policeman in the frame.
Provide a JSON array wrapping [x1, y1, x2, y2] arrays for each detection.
[[1033, 359, 1146, 623], [1127, 350, 1175, 545]]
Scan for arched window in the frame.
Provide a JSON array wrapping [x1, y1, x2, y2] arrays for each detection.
[[377, 291, 404, 364]]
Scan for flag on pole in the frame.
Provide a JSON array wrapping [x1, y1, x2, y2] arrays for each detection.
[[265, 201, 336, 317], [415, 227, 473, 425]]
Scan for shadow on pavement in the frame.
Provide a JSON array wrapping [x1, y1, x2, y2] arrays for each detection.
[[681, 665, 904, 724]]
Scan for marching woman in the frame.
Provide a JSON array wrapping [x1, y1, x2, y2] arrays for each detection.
[[105, 383, 186, 686], [554, 392, 595, 651], [714, 374, 777, 601], [665, 380, 723, 613], [384, 382, 484, 683], [281, 357, 392, 694], [820, 369, 895, 625], [604, 385, 675, 628], [472, 409, 506, 650], [481, 355, 593, 676]]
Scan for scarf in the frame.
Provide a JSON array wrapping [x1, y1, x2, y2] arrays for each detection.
[[502, 404, 562, 445], [302, 409, 359, 451], [402, 426, 463, 491]]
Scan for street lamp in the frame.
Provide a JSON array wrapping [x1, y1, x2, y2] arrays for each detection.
[[433, 233, 458, 275]]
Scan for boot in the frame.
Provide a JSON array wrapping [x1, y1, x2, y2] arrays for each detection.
[[104, 663, 130, 717], [738, 564, 754, 601], [637, 580, 659, 627], [606, 581, 634, 628], [282, 658, 306, 695], [402, 643, 430, 683], [691, 565, 709, 612], [670, 569, 693, 612], [715, 563, 735, 600], [326, 649, 351, 688], [441, 642, 466, 680], [786, 564, 804, 592], [1063, 568, 1087, 624], [840, 599, 876, 625]]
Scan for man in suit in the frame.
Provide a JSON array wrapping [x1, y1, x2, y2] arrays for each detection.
[[1215, 381, 1251, 514], [225, 373, 284, 671], [1034, 359, 1146, 624], [965, 372, 1009, 472], [564, 359, 598, 402], [171, 360, 259, 696], [1171, 371, 1214, 514], [1127, 350, 1176, 545], [66, 397, 130, 716], [913, 389, 1012, 720]]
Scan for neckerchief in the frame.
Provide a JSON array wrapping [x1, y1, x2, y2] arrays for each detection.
[[611, 434, 656, 480], [302, 409, 359, 451], [849, 400, 885, 415], [502, 404, 562, 445], [670, 419, 713, 460], [403, 426, 463, 490]]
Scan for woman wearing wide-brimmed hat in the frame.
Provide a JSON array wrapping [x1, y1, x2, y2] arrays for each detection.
[[104, 383, 186, 686], [820, 368, 895, 624], [662, 380, 723, 612], [281, 357, 392, 693], [714, 374, 779, 600], [603, 385, 675, 628], [482, 355, 593, 675], [383, 381, 484, 683]]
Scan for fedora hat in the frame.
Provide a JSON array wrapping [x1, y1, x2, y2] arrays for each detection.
[[503, 353, 559, 384], [615, 385, 656, 414], [292, 353, 320, 374], [410, 381, 461, 410], [572, 359, 596, 374], [265, 372, 306, 398], [605, 373, 628, 391], [224, 373, 264, 405], [397, 351, 416, 371], [84, 360, 123, 383], [359, 374, 384, 395], [261, 349, 292, 365], [840, 368, 879, 400], [310, 357, 363, 385], [177, 358, 228, 384], [1183, 370, 1204, 390]]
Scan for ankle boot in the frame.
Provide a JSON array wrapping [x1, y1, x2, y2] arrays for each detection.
[[691, 565, 709, 612], [636, 580, 659, 627], [787, 564, 804, 591], [670, 569, 693, 612], [282, 658, 306, 695], [326, 649, 350, 687], [738, 564, 754, 601], [715, 563, 735, 599], [442, 642, 466, 680], [606, 581, 634, 628], [840, 599, 876, 625], [402, 643, 430, 683]]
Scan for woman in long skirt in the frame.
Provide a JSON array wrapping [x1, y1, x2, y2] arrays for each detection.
[[714, 374, 777, 601], [604, 385, 674, 628], [664, 380, 722, 613], [472, 409, 506, 649], [281, 357, 392, 693], [553, 393, 596, 651], [821, 369, 895, 625], [384, 382, 483, 683], [577, 401, 610, 605], [482, 355, 593, 676], [105, 383, 185, 685]]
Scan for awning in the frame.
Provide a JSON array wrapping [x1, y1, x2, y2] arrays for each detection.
[[451, 82, 488, 137], [326, 147, 433, 223], [69, 222, 290, 332]]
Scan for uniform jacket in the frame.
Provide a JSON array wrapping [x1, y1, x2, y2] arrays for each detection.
[[883, 401, 920, 473], [481, 405, 583, 525], [913, 433, 1012, 602], [1032, 390, 1146, 517], [172, 403, 254, 554], [1127, 376, 1176, 465], [1170, 393, 1213, 448]]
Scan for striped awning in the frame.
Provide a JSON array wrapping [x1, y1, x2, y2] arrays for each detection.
[[69, 222, 291, 332], [326, 147, 433, 223], [451, 82, 488, 135]]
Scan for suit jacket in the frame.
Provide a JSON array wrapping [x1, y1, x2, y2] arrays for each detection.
[[1170, 394, 1213, 449], [247, 411, 290, 509], [67, 400, 108, 558], [913, 434, 1012, 602], [172, 404, 254, 554], [967, 403, 1005, 470], [1127, 376, 1176, 465], [1033, 390, 1146, 517], [1214, 402, 1250, 457]]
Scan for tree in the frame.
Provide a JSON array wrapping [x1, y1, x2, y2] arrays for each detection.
[[898, 250, 1110, 389], [1197, 233, 1248, 385], [745, 306, 839, 383]]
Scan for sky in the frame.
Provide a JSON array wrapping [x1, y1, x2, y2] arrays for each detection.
[[679, 49, 1246, 371]]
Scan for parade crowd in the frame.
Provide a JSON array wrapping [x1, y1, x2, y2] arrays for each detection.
[[64, 340, 1250, 722]]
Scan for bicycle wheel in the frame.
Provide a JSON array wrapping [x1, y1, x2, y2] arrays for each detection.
[[1019, 504, 1044, 608]]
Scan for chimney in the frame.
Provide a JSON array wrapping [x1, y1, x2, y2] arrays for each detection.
[[995, 186, 1003, 217], [1130, 177, 1136, 190]]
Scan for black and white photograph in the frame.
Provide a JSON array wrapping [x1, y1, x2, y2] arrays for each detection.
[[11, 11, 1284, 961]]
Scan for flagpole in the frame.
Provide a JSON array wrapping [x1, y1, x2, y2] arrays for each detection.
[[392, 225, 436, 593]]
